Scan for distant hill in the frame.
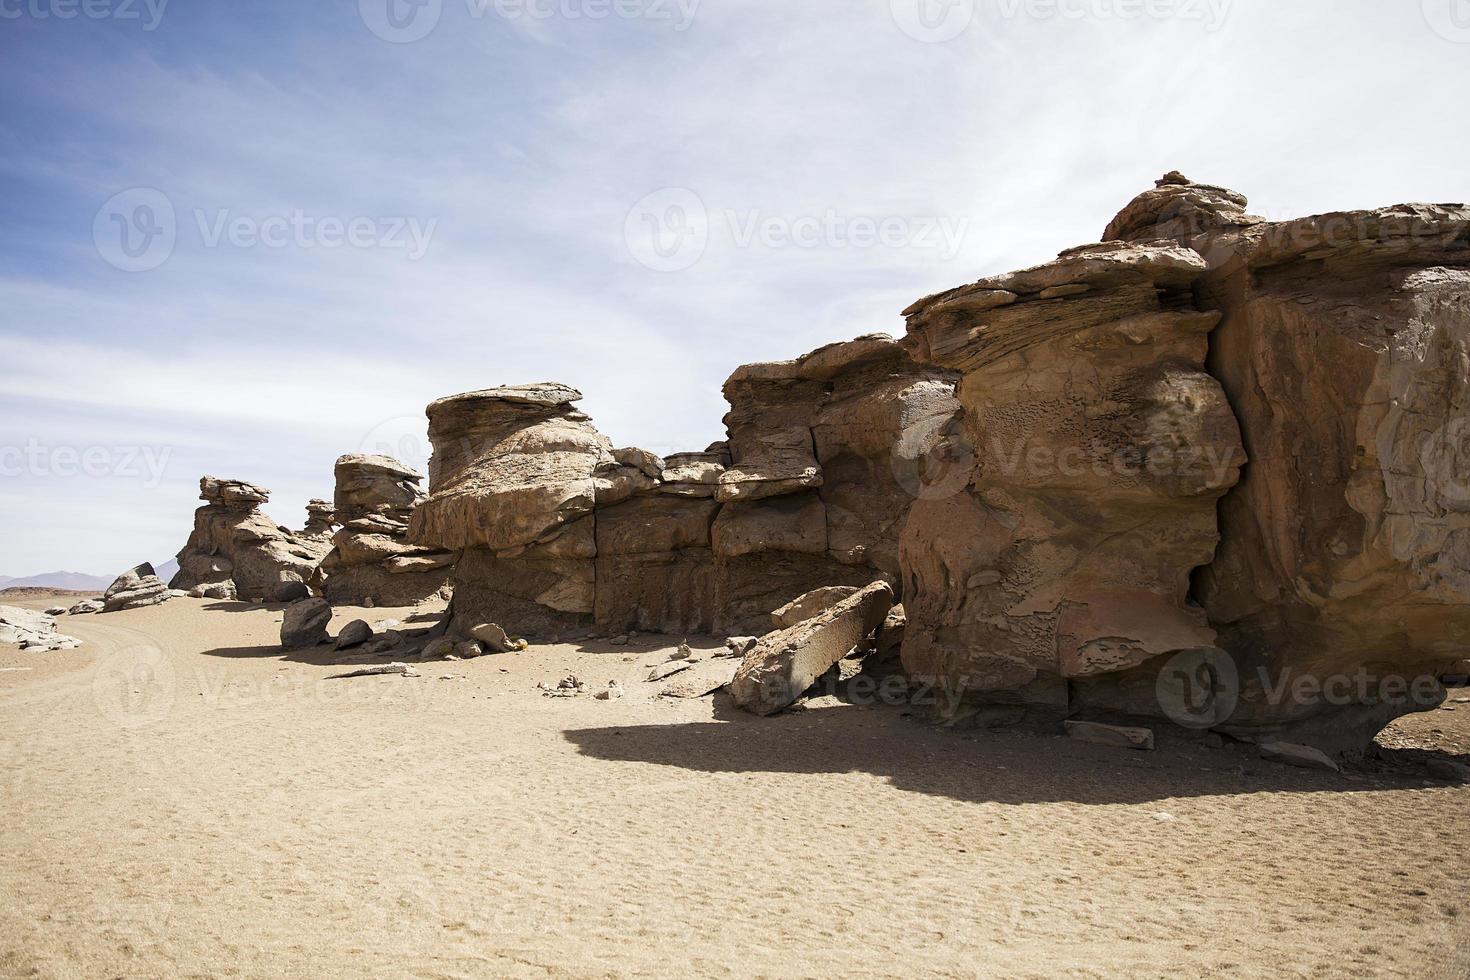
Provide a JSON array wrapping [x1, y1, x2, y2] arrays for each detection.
[[154, 559, 179, 583], [0, 571, 113, 592]]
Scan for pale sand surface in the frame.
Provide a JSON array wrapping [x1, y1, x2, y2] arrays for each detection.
[[1, 596, 1467, 978]]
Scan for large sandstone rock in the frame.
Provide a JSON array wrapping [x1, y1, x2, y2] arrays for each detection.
[[730, 581, 895, 715], [170, 477, 328, 602], [104, 562, 173, 612], [1106, 174, 1470, 749], [413, 353, 944, 638], [901, 241, 1244, 701], [897, 172, 1470, 757], [320, 454, 455, 607]]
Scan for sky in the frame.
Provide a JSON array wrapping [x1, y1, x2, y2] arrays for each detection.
[[1, 0, 1468, 578]]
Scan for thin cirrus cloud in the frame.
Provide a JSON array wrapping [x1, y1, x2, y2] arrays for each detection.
[[1, 0, 1467, 576]]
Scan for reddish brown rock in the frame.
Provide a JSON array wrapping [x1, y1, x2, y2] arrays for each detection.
[[900, 241, 1244, 700]]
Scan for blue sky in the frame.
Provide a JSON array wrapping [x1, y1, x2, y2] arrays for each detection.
[[2, 0, 1468, 577]]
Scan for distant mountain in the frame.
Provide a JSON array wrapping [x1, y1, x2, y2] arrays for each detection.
[[153, 559, 179, 583], [0, 571, 113, 592]]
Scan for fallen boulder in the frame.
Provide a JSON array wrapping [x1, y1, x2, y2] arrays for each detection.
[[281, 597, 332, 649], [103, 563, 172, 612], [731, 581, 894, 716], [770, 586, 859, 629]]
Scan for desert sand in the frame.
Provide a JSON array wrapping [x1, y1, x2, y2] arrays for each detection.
[[1, 595, 1467, 978]]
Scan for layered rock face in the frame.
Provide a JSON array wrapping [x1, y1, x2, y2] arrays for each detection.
[[1106, 174, 1470, 747], [409, 341, 959, 636], [170, 478, 327, 601], [899, 172, 1470, 753], [319, 455, 455, 607], [900, 241, 1245, 708]]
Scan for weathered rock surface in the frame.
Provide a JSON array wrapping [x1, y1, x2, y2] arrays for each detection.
[[730, 581, 894, 715], [0, 605, 83, 650], [413, 350, 946, 637], [901, 240, 1244, 702], [1127, 178, 1470, 750], [170, 478, 328, 602], [104, 563, 173, 613], [898, 172, 1470, 757], [320, 455, 455, 607], [770, 586, 859, 629], [281, 597, 332, 649]]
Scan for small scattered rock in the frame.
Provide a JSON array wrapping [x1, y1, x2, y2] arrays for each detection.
[[648, 660, 696, 683], [335, 619, 374, 650], [723, 636, 758, 658], [470, 623, 515, 653], [1065, 720, 1156, 751], [595, 681, 625, 700], [43, 606, 66, 616], [454, 640, 485, 660], [331, 662, 420, 679], [1258, 741, 1341, 773], [68, 599, 104, 615], [422, 637, 456, 660], [272, 581, 310, 603]]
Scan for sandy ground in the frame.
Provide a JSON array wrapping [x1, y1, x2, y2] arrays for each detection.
[[1, 595, 1467, 979]]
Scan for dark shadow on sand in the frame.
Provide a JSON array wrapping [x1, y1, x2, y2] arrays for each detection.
[[564, 698, 1463, 806]]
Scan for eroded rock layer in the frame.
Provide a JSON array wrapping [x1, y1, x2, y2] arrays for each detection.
[[409, 340, 960, 636], [899, 172, 1470, 755], [170, 477, 329, 602], [319, 455, 456, 606], [1119, 175, 1470, 749], [900, 241, 1244, 705]]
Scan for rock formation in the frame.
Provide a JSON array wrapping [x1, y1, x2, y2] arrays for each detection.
[[900, 239, 1245, 713], [104, 562, 172, 612], [0, 605, 83, 650], [1106, 173, 1470, 751], [898, 172, 1470, 755], [298, 499, 337, 547], [170, 478, 329, 601], [407, 339, 959, 637], [319, 455, 456, 607]]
